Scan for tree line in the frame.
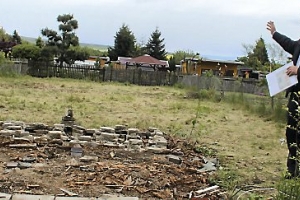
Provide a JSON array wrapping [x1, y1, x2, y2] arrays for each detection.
[[0, 13, 287, 72]]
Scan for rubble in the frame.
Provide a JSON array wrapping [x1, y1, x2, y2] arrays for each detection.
[[0, 117, 224, 199]]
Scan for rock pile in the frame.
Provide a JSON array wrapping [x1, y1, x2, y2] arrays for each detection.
[[0, 118, 222, 199]]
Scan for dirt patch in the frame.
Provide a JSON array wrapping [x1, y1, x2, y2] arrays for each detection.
[[0, 130, 224, 200]]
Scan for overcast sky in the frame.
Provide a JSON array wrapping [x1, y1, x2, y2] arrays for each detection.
[[1, 0, 300, 60]]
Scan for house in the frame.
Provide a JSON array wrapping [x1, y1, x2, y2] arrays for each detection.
[[181, 57, 244, 77], [113, 57, 134, 70], [73, 56, 110, 68], [87, 56, 110, 68], [113, 54, 169, 71]]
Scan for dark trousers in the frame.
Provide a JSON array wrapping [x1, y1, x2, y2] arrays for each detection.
[[286, 92, 300, 176]]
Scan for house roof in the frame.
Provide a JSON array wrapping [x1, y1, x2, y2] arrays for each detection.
[[131, 54, 167, 66], [117, 57, 133, 65], [201, 58, 244, 65], [89, 56, 110, 61]]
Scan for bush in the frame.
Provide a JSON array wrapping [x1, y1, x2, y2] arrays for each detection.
[[186, 88, 216, 100], [275, 178, 300, 200], [0, 54, 19, 78]]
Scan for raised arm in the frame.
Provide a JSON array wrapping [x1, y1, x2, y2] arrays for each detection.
[[267, 21, 298, 55]]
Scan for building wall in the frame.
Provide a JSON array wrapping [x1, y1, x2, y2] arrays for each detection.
[[181, 61, 239, 77], [87, 57, 108, 68], [113, 62, 126, 70]]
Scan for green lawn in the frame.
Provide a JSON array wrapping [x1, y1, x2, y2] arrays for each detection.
[[0, 75, 288, 198]]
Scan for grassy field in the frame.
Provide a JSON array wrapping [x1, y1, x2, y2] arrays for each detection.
[[0, 75, 288, 198]]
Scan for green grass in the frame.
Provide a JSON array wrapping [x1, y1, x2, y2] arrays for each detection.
[[0, 75, 290, 199]]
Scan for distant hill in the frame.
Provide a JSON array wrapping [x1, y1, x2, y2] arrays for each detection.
[[21, 36, 110, 51]]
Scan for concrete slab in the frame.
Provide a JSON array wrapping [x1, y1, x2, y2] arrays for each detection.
[[106, 197, 139, 200], [55, 197, 90, 200], [0, 193, 12, 200], [98, 195, 139, 200], [12, 194, 55, 200]]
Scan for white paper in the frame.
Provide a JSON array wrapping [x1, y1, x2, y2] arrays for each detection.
[[266, 60, 299, 97]]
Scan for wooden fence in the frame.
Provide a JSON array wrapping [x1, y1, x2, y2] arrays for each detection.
[[27, 62, 178, 86], [178, 75, 268, 95]]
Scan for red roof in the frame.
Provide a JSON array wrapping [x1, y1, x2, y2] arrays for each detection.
[[131, 54, 166, 66]]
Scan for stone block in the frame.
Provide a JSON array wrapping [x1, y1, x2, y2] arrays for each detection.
[[148, 140, 157, 146], [48, 131, 62, 139], [66, 158, 80, 167], [54, 123, 65, 131], [9, 144, 37, 149], [49, 139, 63, 145], [73, 125, 86, 131], [0, 135, 12, 145], [61, 135, 70, 141], [84, 141, 100, 148], [166, 155, 182, 165], [16, 130, 30, 137], [22, 156, 36, 163], [0, 193, 11, 200], [128, 128, 139, 135], [6, 125, 22, 130], [0, 130, 16, 136], [80, 156, 98, 162], [103, 142, 124, 148], [13, 137, 32, 143], [56, 197, 90, 200], [97, 133, 119, 142], [106, 197, 139, 200], [146, 146, 166, 153], [154, 130, 164, 136], [153, 135, 168, 147], [2, 122, 13, 129], [6, 162, 18, 168], [137, 132, 151, 139], [115, 124, 126, 130], [148, 127, 158, 132], [69, 140, 80, 146], [126, 135, 140, 140], [71, 145, 83, 158], [32, 129, 48, 136], [11, 194, 55, 200], [33, 136, 48, 145], [18, 162, 32, 169], [78, 136, 92, 142], [128, 139, 143, 145], [85, 129, 96, 136], [100, 126, 115, 133]]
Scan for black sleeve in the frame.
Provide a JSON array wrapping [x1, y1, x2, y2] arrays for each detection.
[[273, 32, 298, 55]]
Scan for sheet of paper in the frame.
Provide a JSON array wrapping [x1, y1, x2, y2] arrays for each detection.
[[266, 61, 298, 97]]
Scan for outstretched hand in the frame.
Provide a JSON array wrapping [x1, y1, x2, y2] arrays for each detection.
[[267, 21, 276, 35]]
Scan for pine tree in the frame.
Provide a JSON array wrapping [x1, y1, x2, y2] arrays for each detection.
[[108, 24, 136, 61], [145, 28, 167, 60], [252, 37, 269, 66], [12, 30, 22, 44]]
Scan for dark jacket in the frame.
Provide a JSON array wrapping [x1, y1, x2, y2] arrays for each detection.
[[273, 31, 300, 96]]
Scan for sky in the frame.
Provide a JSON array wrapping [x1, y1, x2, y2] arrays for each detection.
[[1, 0, 300, 60]]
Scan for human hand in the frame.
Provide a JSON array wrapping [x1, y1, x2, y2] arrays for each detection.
[[267, 21, 276, 35], [286, 66, 298, 76]]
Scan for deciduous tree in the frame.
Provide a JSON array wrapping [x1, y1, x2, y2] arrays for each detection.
[[41, 14, 80, 65]]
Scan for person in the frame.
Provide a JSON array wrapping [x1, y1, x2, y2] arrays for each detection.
[[267, 21, 300, 178]]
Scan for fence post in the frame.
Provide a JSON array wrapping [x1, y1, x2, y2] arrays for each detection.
[[271, 97, 274, 110], [132, 69, 135, 84], [102, 68, 106, 82], [110, 67, 113, 82]]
